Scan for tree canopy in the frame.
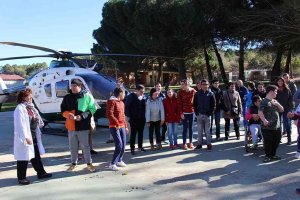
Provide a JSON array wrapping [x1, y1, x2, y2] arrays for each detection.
[[0, 62, 48, 78], [92, 0, 300, 83]]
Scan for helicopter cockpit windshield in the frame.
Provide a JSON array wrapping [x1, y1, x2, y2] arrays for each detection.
[[49, 60, 75, 68], [77, 74, 116, 101]]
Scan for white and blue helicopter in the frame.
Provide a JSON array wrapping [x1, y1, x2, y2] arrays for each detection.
[[0, 42, 183, 125], [0, 42, 129, 125]]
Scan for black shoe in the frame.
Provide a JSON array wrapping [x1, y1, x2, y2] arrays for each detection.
[[236, 136, 240, 140], [271, 156, 281, 161], [18, 179, 30, 185], [131, 149, 135, 155], [106, 139, 114, 144], [225, 137, 229, 141], [263, 157, 272, 163], [194, 144, 202, 150], [90, 149, 98, 155], [38, 173, 52, 179], [139, 147, 146, 152], [216, 137, 222, 142]]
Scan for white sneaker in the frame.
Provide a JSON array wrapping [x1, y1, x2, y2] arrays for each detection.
[[295, 152, 300, 159], [116, 161, 127, 167], [108, 164, 119, 171]]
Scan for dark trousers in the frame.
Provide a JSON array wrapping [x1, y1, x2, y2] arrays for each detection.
[[161, 123, 167, 141], [182, 113, 194, 144], [149, 121, 161, 144], [17, 142, 46, 180], [130, 118, 145, 149], [210, 110, 221, 137], [110, 127, 126, 165], [262, 129, 281, 158], [225, 118, 240, 138]]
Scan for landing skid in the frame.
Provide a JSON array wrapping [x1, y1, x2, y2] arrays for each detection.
[[42, 122, 67, 136]]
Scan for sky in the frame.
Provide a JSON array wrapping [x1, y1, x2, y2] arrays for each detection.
[[0, 0, 106, 66]]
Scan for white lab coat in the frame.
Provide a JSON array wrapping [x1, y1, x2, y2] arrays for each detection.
[[13, 103, 45, 161]]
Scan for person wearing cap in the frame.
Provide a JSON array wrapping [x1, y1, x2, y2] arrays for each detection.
[[61, 79, 97, 172]]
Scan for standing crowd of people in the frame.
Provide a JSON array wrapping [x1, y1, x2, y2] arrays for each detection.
[[12, 73, 300, 184]]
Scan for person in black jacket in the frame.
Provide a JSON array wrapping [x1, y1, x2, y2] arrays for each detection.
[[125, 84, 146, 155], [156, 82, 168, 144], [210, 79, 223, 141], [275, 77, 293, 144], [193, 79, 216, 151], [61, 79, 97, 172], [252, 82, 266, 99]]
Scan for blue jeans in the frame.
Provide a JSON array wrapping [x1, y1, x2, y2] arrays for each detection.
[[280, 112, 291, 140], [110, 127, 126, 165], [182, 113, 194, 145], [249, 124, 263, 144], [240, 103, 248, 128], [297, 127, 300, 153], [167, 123, 178, 145], [210, 110, 221, 138]]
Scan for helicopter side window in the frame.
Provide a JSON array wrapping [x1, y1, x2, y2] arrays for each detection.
[[55, 80, 69, 98], [44, 83, 52, 97]]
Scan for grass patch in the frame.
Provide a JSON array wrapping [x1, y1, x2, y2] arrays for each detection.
[[0, 102, 16, 112]]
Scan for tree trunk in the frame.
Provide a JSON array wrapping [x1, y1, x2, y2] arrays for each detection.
[[284, 47, 292, 74], [178, 59, 187, 80], [156, 59, 164, 84], [203, 41, 213, 81], [271, 46, 284, 83], [212, 40, 228, 83], [239, 37, 245, 81]]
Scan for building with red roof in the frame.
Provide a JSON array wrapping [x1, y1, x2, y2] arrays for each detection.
[[0, 74, 25, 88]]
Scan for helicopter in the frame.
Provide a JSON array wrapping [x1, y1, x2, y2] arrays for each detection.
[[0, 42, 125, 125], [0, 42, 183, 125]]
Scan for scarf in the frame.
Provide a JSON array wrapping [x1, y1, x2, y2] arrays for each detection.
[[23, 102, 45, 128]]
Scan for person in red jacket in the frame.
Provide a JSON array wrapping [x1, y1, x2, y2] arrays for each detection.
[[163, 88, 180, 149], [106, 87, 128, 171], [177, 79, 196, 150]]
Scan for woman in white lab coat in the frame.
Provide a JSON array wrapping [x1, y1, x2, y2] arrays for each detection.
[[14, 88, 52, 185]]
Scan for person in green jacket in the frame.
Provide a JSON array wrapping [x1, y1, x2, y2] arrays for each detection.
[[61, 79, 97, 172]]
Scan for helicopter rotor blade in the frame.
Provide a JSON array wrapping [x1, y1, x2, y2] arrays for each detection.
[[71, 53, 184, 60], [0, 54, 57, 61], [0, 42, 64, 57]]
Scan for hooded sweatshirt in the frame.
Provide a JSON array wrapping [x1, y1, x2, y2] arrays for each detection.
[[146, 97, 165, 122], [61, 90, 96, 131]]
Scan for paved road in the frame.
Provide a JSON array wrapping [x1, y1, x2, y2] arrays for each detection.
[[0, 111, 299, 200]]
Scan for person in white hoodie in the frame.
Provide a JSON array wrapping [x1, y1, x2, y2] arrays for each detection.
[[14, 88, 52, 185]]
